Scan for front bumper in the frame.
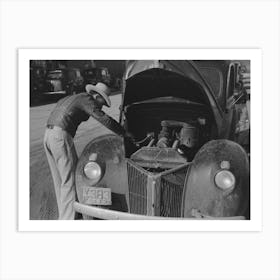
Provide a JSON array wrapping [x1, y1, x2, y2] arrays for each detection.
[[73, 202, 179, 220], [73, 202, 245, 220]]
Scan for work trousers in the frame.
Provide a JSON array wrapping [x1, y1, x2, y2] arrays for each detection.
[[43, 127, 78, 220]]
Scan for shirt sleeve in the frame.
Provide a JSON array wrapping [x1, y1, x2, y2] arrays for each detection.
[[83, 97, 126, 136]]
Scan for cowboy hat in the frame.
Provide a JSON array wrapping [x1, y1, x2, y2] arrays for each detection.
[[85, 82, 111, 107]]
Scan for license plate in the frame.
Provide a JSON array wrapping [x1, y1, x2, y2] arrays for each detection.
[[83, 187, 112, 205]]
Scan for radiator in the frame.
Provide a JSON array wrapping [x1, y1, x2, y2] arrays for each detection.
[[127, 160, 189, 217], [127, 161, 148, 215]]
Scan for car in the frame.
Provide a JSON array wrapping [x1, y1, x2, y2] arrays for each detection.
[[65, 68, 84, 95], [82, 67, 111, 87], [73, 60, 250, 220], [42, 69, 67, 95], [30, 66, 47, 101], [41, 68, 85, 96]]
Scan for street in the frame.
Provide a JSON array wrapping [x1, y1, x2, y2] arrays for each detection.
[[30, 93, 121, 219]]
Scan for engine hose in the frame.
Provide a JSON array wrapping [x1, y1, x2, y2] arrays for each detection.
[[172, 139, 179, 149], [147, 139, 155, 147], [134, 133, 154, 146]]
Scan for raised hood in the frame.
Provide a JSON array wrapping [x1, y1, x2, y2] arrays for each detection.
[[125, 60, 202, 81], [124, 60, 222, 114]]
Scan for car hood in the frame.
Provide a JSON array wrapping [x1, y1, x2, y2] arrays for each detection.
[[123, 60, 223, 119], [125, 60, 201, 81]]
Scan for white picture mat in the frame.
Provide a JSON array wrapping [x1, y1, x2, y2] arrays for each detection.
[[1, 0, 279, 280], [18, 48, 261, 232]]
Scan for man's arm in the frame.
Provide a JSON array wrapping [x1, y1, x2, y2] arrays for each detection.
[[82, 97, 125, 136], [91, 108, 126, 136]]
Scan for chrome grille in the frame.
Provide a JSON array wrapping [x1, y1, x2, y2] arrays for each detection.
[[127, 161, 147, 215], [127, 160, 189, 217], [160, 177, 184, 217]]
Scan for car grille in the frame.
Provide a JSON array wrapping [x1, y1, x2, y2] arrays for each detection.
[[160, 177, 184, 217], [127, 160, 188, 217], [127, 161, 148, 215]]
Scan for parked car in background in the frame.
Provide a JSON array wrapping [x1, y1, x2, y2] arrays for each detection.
[[41, 68, 85, 97], [30, 66, 47, 100], [65, 68, 84, 95], [73, 60, 250, 220], [82, 67, 111, 87], [43, 70, 67, 95], [100, 67, 112, 86]]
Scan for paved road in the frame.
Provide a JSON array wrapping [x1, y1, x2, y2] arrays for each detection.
[[30, 94, 121, 219]]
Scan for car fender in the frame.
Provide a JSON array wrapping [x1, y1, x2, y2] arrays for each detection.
[[182, 139, 250, 218], [75, 134, 129, 212]]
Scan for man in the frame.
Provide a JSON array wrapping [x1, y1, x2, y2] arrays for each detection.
[[43, 82, 129, 219]]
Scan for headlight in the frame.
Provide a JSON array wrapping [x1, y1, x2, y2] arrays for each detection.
[[83, 161, 102, 184], [214, 170, 235, 191]]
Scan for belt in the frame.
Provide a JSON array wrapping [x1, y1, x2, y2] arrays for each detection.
[[46, 124, 73, 137], [46, 124, 63, 131]]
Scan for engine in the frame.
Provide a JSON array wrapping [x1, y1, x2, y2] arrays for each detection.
[[129, 118, 210, 172], [157, 120, 199, 148]]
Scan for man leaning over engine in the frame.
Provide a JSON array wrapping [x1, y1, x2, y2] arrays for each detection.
[[43, 82, 132, 220]]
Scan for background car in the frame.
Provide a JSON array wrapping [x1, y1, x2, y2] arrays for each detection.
[[30, 66, 47, 102], [82, 67, 111, 87], [41, 68, 85, 97], [43, 69, 66, 95], [65, 68, 84, 95]]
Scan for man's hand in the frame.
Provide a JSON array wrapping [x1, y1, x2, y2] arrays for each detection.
[[124, 132, 139, 147], [124, 132, 135, 142]]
